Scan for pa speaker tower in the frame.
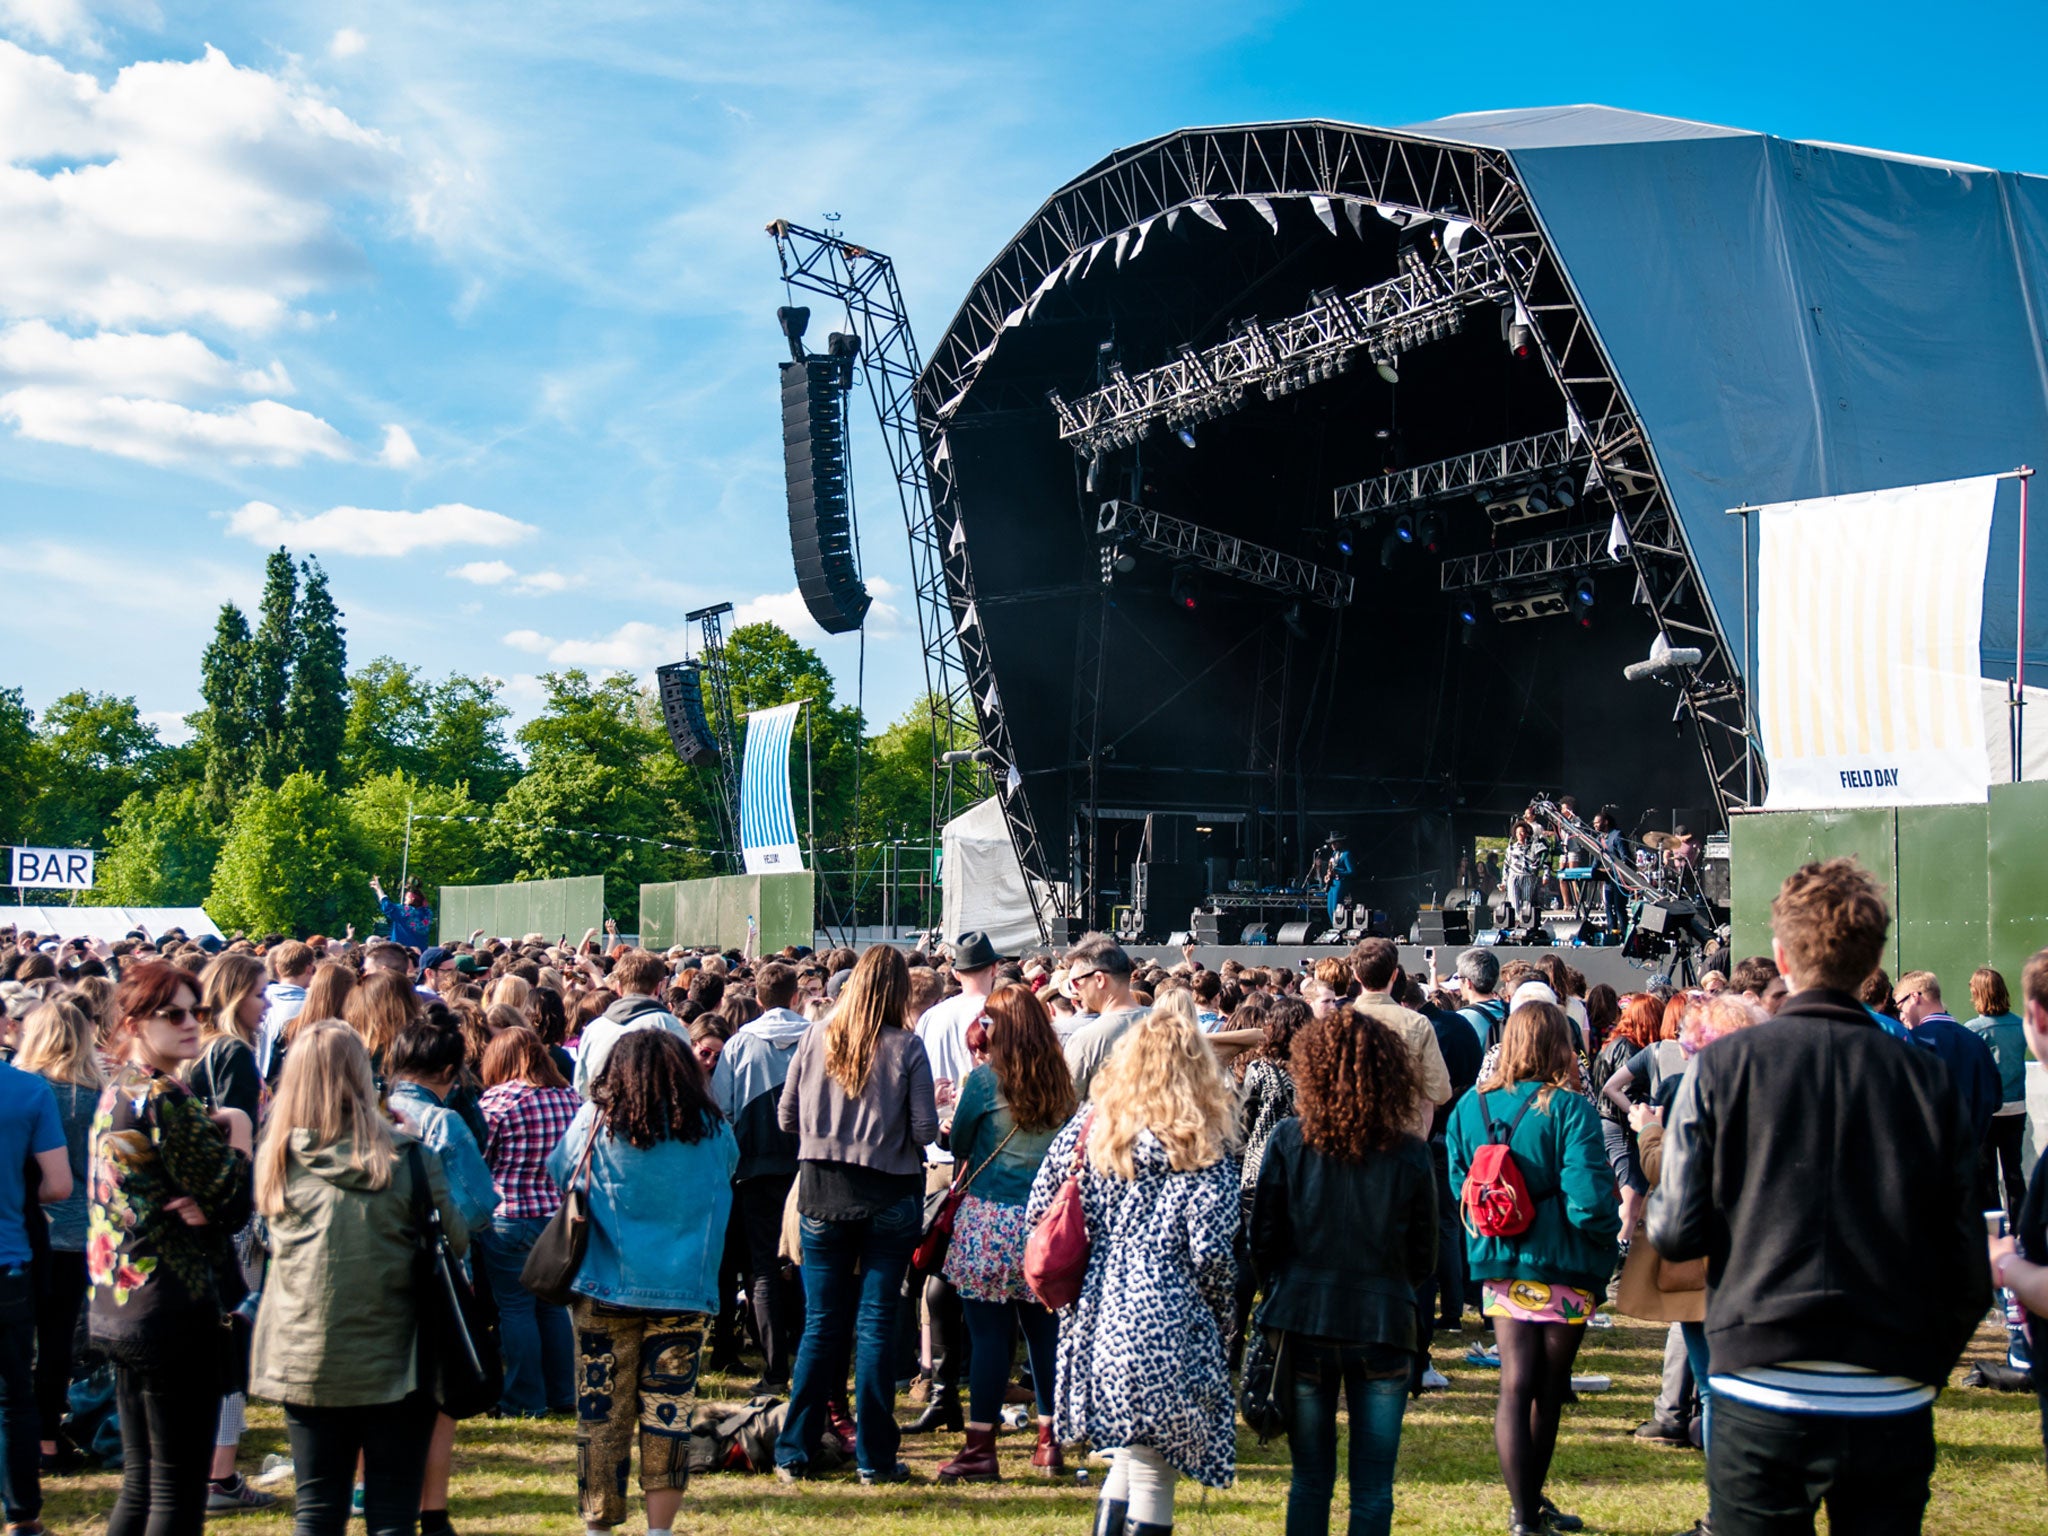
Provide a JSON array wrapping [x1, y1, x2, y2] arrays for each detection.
[[654, 662, 720, 765], [781, 354, 871, 634]]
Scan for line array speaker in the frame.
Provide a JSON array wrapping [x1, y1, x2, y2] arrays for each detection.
[[654, 662, 720, 765], [781, 357, 870, 634]]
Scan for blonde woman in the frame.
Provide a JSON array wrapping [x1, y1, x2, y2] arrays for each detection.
[[773, 944, 938, 1484], [1025, 1004, 1241, 1536], [482, 974, 530, 1013], [190, 952, 269, 1124], [250, 1021, 466, 1536], [18, 998, 103, 1472], [342, 970, 420, 1079]]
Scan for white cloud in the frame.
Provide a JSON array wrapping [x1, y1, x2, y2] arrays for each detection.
[[734, 583, 905, 647], [0, 0, 92, 48], [500, 629, 555, 654], [2, 388, 351, 464], [0, 319, 291, 398], [376, 422, 420, 467], [226, 500, 538, 556], [453, 559, 577, 594], [514, 569, 570, 593], [452, 559, 515, 586], [0, 41, 398, 333], [329, 27, 367, 59]]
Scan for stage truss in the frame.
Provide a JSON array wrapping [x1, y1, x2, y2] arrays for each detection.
[[916, 122, 1761, 898]]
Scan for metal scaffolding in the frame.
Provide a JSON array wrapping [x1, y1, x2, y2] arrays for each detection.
[[1096, 500, 1355, 606]]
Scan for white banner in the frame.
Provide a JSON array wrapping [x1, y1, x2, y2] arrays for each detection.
[[1756, 475, 1996, 808], [10, 846, 95, 889], [739, 702, 805, 875]]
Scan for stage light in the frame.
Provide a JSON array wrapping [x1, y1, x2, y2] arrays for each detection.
[[1419, 511, 1444, 552], [1177, 425, 1198, 449], [1571, 574, 1596, 627], [1282, 600, 1309, 641], [1457, 595, 1479, 625], [1086, 453, 1105, 493], [1524, 484, 1551, 516], [1335, 532, 1355, 556], [1552, 475, 1577, 511], [1375, 358, 1400, 385], [1394, 514, 1415, 544], [1501, 303, 1531, 358], [1170, 566, 1201, 611], [1112, 546, 1136, 574]]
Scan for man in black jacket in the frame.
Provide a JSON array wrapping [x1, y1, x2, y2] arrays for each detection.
[[1647, 857, 1988, 1535]]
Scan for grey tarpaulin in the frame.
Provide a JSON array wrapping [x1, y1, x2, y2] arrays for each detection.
[[940, 796, 1042, 957], [1402, 105, 2048, 681]]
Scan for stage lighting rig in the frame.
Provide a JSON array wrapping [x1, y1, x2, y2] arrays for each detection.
[[1438, 519, 1666, 596], [1047, 237, 1527, 455], [1490, 585, 1570, 623], [1095, 499, 1354, 607], [1333, 426, 1600, 524]]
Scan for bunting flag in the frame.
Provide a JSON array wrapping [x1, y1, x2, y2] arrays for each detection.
[[740, 702, 806, 874]]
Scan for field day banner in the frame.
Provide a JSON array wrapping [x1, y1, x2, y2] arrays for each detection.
[[1756, 475, 1995, 809], [739, 702, 805, 875]]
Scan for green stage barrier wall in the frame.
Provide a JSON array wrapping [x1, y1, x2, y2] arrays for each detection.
[[438, 876, 607, 944], [639, 872, 814, 954], [1730, 781, 2048, 988]]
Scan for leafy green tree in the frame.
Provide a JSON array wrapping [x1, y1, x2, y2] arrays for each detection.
[[27, 692, 167, 850], [344, 772, 500, 895], [341, 660, 516, 801], [422, 673, 517, 802], [207, 771, 376, 937], [341, 658, 432, 784], [246, 548, 298, 789], [96, 786, 224, 906], [197, 603, 257, 812], [0, 687, 44, 849], [284, 557, 347, 782]]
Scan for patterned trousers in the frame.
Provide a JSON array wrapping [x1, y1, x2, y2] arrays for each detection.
[[571, 1297, 707, 1528]]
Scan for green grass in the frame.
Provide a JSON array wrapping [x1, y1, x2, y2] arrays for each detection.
[[40, 1315, 2042, 1534]]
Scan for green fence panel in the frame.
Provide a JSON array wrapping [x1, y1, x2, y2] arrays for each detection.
[[437, 876, 605, 944], [1895, 803, 1990, 993], [1730, 808, 1900, 971], [637, 873, 815, 953], [1989, 781, 2048, 991]]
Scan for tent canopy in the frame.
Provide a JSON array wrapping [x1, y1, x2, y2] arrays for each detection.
[[940, 797, 1042, 958], [0, 905, 223, 943]]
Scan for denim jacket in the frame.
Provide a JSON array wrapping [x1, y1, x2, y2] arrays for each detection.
[[386, 1079, 501, 1233], [546, 1101, 738, 1314]]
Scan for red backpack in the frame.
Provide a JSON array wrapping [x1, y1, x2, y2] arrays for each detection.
[[1460, 1090, 1543, 1238]]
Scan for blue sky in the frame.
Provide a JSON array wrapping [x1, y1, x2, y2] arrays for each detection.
[[4, 0, 2044, 745]]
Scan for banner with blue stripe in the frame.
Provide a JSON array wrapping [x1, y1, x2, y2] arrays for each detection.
[[740, 701, 805, 874]]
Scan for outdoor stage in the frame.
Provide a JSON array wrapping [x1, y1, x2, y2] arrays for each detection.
[[1123, 943, 1674, 993]]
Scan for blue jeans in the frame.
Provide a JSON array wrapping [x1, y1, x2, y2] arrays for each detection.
[[473, 1214, 575, 1415], [1284, 1337, 1410, 1536], [960, 1295, 1059, 1425], [1680, 1320, 1712, 1451], [775, 1194, 921, 1475]]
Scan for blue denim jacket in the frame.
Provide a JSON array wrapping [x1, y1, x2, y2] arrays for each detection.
[[387, 1080, 501, 1232], [546, 1101, 738, 1314]]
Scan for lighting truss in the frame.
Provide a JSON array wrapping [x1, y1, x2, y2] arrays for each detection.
[[1048, 242, 1526, 455], [1438, 518, 1673, 593], [1334, 427, 1597, 520], [1096, 500, 1354, 607]]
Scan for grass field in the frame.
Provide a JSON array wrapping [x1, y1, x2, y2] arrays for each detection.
[[40, 1315, 2042, 1534]]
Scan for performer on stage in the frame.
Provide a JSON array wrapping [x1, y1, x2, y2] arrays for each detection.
[[1504, 820, 1544, 930], [1323, 832, 1354, 928]]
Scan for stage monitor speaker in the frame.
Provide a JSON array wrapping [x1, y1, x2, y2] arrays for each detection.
[[1132, 861, 1207, 938], [781, 357, 870, 634], [1190, 910, 1242, 945], [1413, 909, 1470, 946], [1275, 921, 1313, 946], [654, 661, 719, 765], [1241, 923, 1270, 945], [1639, 900, 1711, 941]]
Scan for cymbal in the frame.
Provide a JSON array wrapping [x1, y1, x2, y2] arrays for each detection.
[[1641, 830, 1678, 849]]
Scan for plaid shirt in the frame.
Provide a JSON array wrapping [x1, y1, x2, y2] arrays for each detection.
[[478, 1082, 582, 1218]]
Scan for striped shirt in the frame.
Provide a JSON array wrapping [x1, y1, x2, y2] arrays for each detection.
[[478, 1081, 582, 1218], [1710, 1360, 1936, 1416]]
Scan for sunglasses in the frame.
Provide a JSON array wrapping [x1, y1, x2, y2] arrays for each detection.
[[153, 1005, 211, 1025]]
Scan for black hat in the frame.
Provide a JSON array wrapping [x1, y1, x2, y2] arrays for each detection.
[[951, 931, 1004, 972], [1327, 831, 1348, 845]]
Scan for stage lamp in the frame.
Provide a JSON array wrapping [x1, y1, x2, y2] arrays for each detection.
[[1170, 567, 1201, 611], [1457, 595, 1480, 626], [1501, 303, 1532, 358], [1524, 484, 1551, 517], [1552, 475, 1578, 511], [1335, 531, 1355, 557], [1375, 357, 1401, 385], [1112, 546, 1136, 574], [1571, 573, 1596, 627], [1086, 453, 1105, 493], [1419, 510, 1444, 553], [1282, 600, 1309, 641], [1177, 425, 1198, 449], [1394, 514, 1415, 544]]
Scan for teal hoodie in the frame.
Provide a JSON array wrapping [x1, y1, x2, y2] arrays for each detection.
[[1445, 1078, 1619, 1294]]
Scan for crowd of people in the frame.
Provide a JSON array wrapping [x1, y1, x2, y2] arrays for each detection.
[[0, 851, 2037, 1536]]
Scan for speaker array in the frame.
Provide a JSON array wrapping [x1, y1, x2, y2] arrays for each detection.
[[782, 358, 870, 634], [655, 662, 720, 765]]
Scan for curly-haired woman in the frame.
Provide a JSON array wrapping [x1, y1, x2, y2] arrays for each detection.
[[1447, 1001, 1618, 1536], [934, 983, 1076, 1484], [1251, 1007, 1437, 1536], [89, 960, 255, 1536], [549, 1027, 738, 1536], [1026, 1003, 1240, 1536]]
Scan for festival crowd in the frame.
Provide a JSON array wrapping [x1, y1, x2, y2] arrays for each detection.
[[0, 855, 2039, 1536]]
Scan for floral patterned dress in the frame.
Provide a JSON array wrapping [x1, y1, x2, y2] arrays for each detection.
[[1025, 1114, 1240, 1487], [87, 1064, 254, 1369]]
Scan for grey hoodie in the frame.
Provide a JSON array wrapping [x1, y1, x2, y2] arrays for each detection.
[[710, 1007, 812, 1179], [574, 993, 688, 1098]]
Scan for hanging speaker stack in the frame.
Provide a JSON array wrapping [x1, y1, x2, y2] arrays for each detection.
[[782, 350, 871, 635], [654, 662, 720, 765]]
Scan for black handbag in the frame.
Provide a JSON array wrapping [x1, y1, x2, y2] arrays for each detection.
[[520, 1120, 598, 1308], [1239, 1326, 1291, 1442], [404, 1142, 501, 1419]]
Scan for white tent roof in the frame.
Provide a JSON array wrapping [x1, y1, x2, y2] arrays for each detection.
[[0, 906, 223, 943]]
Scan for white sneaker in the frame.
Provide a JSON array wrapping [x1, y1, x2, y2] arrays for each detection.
[[1586, 1311, 1615, 1329], [1419, 1366, 1450, 1391]]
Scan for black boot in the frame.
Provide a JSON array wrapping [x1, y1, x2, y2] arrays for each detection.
[[1126, 1523, 1173, 1536], [1090, 1497, 1128, 1536], [907, 1378, 962, 1434]]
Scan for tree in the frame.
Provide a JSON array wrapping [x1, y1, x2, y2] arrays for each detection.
[[284, 557, 347, 782], [207, 771, 376, 937], [343, 771, 500, 895], [197, 603, 257, 812], [96, 786, 224, 907], [341, 661, 516, 801], [0, 687, 43, 849], [341, 657, 433, 784], [22, 692, 166, 854], [246, 547, 299, 790], [422, 673, 517, 802]]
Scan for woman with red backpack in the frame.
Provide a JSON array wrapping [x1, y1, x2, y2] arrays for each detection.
[[1446, 1001, 1619, 1536]]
